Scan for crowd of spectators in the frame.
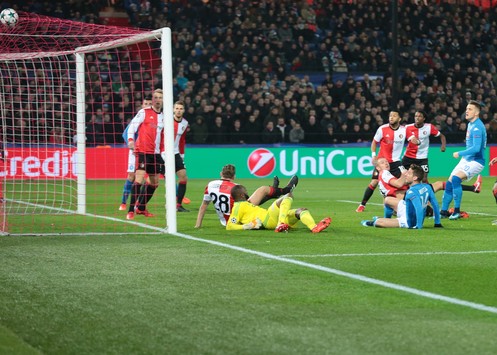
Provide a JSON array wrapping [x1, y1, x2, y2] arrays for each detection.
[[5, 0, 497, 146]]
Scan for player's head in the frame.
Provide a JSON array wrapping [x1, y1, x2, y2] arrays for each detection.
[[221, 164, 236, 179], [466, 100, 481, 121], [408, 164, 425, 184], [376, 157, 390, 171], [388, 110, 401, 127], [231, 184, 249, 202], [174, 101, 185, 119], [414, 111, 427, 126], [152, 89, 163, 111], [142, 95, 152, 108]]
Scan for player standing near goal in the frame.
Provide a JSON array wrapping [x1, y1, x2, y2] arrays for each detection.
[[120, 97, 191, 211], [440, 100, 487, 220], [226, 185, 331, 233], [125, 89, 164, 220], [356, 110, 406, 212], [119, 96, 152, 211], [194, 164, 299, 228], [169, 101, 190, 212]]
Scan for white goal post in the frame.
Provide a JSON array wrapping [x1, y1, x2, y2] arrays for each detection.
[[74, 28, 177, 234], [0, 15, 176, 235]]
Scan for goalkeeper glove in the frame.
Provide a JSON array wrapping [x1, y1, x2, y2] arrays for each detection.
[[242, 218, 262, 230]]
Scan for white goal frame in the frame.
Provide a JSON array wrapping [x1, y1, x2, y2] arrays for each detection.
[[1, 27, 177, 234]]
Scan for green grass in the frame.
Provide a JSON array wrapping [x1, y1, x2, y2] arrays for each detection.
[[1, 177, 497, 354]]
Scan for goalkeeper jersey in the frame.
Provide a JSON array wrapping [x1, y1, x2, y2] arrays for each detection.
[[226, 201, 270, 230]]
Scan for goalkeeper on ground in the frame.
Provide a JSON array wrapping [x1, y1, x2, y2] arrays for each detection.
[[226, 185, 331, 233]]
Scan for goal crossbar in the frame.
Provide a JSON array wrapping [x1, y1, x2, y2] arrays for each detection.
[[0, 30, 163, 60]]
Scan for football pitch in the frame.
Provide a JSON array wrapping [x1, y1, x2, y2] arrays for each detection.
[[1, 177, 497, 354]]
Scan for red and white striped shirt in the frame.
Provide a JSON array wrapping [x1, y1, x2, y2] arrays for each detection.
[[127, 108, 164, 154], [404, 123, 440, 159], [378, 170, 407, 197], [373, 124, 406, 162], [203, 179, 238, 226], [173, 118, 188, 155]]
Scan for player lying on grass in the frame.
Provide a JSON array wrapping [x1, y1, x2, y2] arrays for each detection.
[[194, 164, 298, 228], [361, 164, 443, 229], [375, 157, 409, 218], [375, 157, 479, 218], [226, 185, 331, 233]]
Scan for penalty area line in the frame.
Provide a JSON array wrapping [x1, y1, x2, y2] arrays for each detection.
[[173, 231, 497, 315]]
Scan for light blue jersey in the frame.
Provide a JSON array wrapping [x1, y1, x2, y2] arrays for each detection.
[[458, 118, 486, 165], [405, 183, 441, 229]]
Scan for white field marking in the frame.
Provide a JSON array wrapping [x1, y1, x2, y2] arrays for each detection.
[[338, 200, 383, 207], [8, 197, 497, 314], [338, 199, 497, 217], [280, 250, 497, 258], [13, 231, 165, 236], [173, 231, 497, 315]]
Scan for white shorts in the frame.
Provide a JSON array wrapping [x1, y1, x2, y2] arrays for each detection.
[[127, 150, 136, 173], [396, 200, 408, 228], [450, 158, 484, 182]]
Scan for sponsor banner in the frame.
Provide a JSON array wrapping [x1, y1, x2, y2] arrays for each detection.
[[187, 146, 492, 179], [2, 145, 494, 179], [188, 146, 492, 179], [1, 147, 128, 179], [1, 148, 78, 179], [247, 148, 276, 177]]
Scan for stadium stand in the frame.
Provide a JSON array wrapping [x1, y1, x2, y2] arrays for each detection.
[[5, 0, 497, 145]]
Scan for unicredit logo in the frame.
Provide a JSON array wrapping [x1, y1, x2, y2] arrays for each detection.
[[247, 148, 275, 177]]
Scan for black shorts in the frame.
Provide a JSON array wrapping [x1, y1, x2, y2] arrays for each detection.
[[388, 161, 403, 178], [402, 156, 429, 174], [175, 153, 186, 172], [136, 153, 165, 175]]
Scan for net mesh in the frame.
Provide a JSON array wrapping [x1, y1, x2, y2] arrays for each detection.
[[0, 11, 165, 235], [0, 11, 146, 54]]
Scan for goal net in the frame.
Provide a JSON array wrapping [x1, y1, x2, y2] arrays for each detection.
[[0, 12, 176, 235]]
